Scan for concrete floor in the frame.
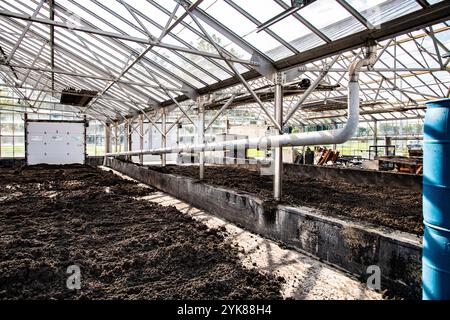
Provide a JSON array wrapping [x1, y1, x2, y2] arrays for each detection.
[[101, 166, 382, 300]]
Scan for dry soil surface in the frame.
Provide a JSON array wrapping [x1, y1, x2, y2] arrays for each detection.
[[0, 164, 283, 300]]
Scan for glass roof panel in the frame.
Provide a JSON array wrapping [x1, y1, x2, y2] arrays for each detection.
[[133, 1, 173, 38], [199, 0, 255, 38], [162, 34, 232, 80], [91, 0, 148, 37], [144, 50, 204, 89], [0, 0, 448, 123], [152, 47, 215, 85], [345, 0, 422, 28], [135, 60, 184, 90], [56, 0, 119, 34], [1, 0, 49, 17], [231, 0, 285, 22], [182, 14, 258, 59], [300, 0, 366, 40], [435, 25, 450, 45], [268, 15, 326, 52], [243, 31, 293, 60], [53, 35, 125, 78], [149, 0, 179, 14], [194, 0, 292, 60]]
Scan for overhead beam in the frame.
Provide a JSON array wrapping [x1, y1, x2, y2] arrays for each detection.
[[5, 0, 45, 64], [160, 0, 450, 107], [1, 61, 185, 93], [186, 7, 282, 131], [335, 0, 375, 30], [274, 1, 450, 70], [283, 54, 340, 125], [0, 45, 19, 79], [187, 2, 274, 65], [1, 0, 447, 125], [0, 8, 257, 67], [256, 3, 308, 33], [306, 105, 427, 121], [205, 94, 236, 130], [49, 0, 55, 91]]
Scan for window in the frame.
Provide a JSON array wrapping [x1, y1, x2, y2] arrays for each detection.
[[86, 121, 105, 156], [0, 111, 25, 158]]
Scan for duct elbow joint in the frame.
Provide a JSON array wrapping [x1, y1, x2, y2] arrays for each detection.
[[349, 44, 377, 82], [332, 116, 359, 145]]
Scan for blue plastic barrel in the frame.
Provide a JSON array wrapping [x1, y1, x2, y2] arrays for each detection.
[[423, 98, 450, 300]]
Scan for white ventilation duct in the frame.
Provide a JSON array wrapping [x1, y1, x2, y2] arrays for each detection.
[[106, 45, 377, 158]]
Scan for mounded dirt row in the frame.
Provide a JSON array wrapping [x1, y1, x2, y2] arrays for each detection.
[[148, 165, 422, 235], [0, 165, 282, 300]]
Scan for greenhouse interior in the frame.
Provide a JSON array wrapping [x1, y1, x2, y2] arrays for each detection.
[[0, 0, 450, 304]]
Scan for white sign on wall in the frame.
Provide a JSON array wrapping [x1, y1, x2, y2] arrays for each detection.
[[26, 121, 86, 165]]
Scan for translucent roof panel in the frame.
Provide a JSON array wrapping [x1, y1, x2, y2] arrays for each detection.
[[143, 50, 204, 89], [229, 0, 285, 22], [346, 0, 422, 28], [0, 0, 448, 123], [161, 34, 234, 80], [268, 15, 326, 52], [299, 0, 366, 41], [197, 0, 294, 60], [242, 31, 294, 60], [151, 47, 217, 85]]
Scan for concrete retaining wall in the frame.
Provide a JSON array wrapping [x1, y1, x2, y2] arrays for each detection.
[[181, 161, 422, 191], [0, 156, 103, 167], [105, 158, 422, 298], [0, 158, 25, 167], [85, 156, 104, 166]]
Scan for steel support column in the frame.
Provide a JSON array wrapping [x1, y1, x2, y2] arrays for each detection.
[[176, 123, 180, 148], [114, 121, 118, 152], [105, 123, 111, 154], [373, 119, 378, 148], [128, 120, 133, 160], [139, 114, 144, 165], [49, 0, 55, 91], [273, 72, 284, 201], [123, 121, 128, 153], [161, 108, 167, 167], [198, 101, 205, 180], [124, 119, 132, 161]]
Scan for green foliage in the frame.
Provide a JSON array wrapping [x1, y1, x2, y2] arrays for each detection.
[[379, 122, 400, 135], [193, 33, 242, 58]]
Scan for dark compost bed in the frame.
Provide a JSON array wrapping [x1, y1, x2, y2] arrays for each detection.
[[148, 165, 423, 235], [0, 164, 282, 300]]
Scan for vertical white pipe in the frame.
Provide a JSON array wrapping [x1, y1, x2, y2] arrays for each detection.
[[274, 73, 284, 201]]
